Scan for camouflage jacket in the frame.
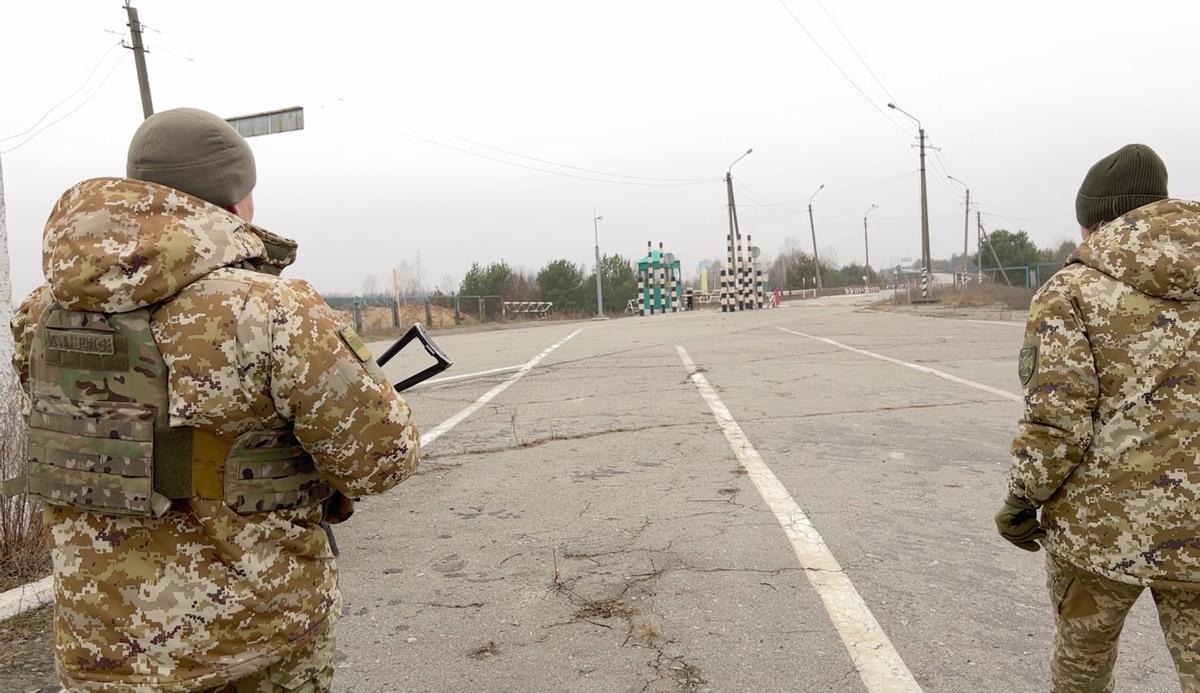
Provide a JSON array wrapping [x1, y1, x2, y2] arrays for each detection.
[[1009, 199, 1200, 588], [10, 178, 420, 691]]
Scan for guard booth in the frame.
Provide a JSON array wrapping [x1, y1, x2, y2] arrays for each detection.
[[636, 242, 683, 315]]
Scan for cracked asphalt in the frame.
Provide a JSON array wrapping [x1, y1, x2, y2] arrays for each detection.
[[332, 296, 1182, 692], [5, 296, 1180, 692]]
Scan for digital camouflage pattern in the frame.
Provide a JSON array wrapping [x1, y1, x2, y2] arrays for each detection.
[[1009, 198, 1200, 588], [1045, 552, 1200, 692], [10, 177, 420, 691]]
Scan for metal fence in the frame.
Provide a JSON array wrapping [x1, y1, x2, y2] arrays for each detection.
[[322, 294, 515, 334]]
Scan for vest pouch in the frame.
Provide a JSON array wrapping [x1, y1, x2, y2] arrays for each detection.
[[26, 396, 171, 517], [223, 430, 331, 514]]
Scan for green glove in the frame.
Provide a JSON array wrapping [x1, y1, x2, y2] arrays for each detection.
[[995, 493, 1046, 552]]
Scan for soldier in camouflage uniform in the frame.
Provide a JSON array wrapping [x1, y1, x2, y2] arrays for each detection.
[[7, 108, 420, 691], [997, 144, 1200, 692]]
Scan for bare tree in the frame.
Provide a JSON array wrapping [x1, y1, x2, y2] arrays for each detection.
[[361, 274, 381, 298], [0, 158, 13, 386]]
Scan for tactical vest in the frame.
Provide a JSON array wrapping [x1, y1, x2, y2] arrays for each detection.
[[10, 306, 331, 518]]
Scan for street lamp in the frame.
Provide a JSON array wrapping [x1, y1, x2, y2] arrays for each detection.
[[864, 203, 878, 287], [728, 148, 753, 174], [808, 184, 825, 290], [887, 102, 931, 299], [947, 175, 971, 285], [593, 208, 606, 320]]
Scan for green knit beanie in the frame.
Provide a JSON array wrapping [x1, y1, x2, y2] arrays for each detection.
[[1075, 144, 1167, 229]]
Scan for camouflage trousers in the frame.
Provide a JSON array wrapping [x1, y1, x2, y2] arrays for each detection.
[[201, 626, 335, 693], [1046, 552, 1200, 693]]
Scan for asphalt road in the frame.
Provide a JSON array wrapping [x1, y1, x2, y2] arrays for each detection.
[[331, 297, 1181, 693]]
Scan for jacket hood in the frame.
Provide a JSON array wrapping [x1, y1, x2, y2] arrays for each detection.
[[1074, 199, 1200, 301], [42, 177, 297, 313]]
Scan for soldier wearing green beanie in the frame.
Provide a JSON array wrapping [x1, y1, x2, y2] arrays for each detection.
[[997, 145, 1200, 692]]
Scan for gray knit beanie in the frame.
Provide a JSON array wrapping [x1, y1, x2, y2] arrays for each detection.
[[126, 107, 256, 208]]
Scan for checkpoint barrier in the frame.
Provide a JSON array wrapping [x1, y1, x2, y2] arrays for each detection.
[[502, 301, 553, 319]]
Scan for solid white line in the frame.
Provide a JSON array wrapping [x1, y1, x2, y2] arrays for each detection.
[[406, 364, 524, 390], [676, 345, 922, 693], [962, 318, 1023, 327], [778, 327, 1021, 403], [0, 575, 53, 621], [419, 328, 583, 447]]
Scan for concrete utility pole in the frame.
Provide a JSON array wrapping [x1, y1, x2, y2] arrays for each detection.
[[725, 149, 752, 310], [978, 213, 1012, 286], [864, 203, 878, 284], [948, 176, 970, 285], [0, 155, 12, 378], [808, 184, 825, 290], [124, 2, 154, 118], [888, 103, 931, 299], [592, 208, 606, 320]]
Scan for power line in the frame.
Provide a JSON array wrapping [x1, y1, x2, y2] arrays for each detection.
[[324, 108, 718, 187], [812, 0, 896, 103], [1, 53, 130, 155], [774, 0, 911, 137], [0, 41, 124, 143], [406, 122, 712, 184], [739, 170, 917, 207]]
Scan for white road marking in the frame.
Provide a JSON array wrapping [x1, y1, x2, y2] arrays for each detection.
[[419, 328, 583, 447], [0, 575, 53, 621], [962, 318, 1023, 327], [778, 327, 1022, 403], [677, 345, 923, 693], [406, 364, 524, 390]]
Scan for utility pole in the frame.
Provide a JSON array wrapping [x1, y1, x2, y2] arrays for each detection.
[[888, 103, 931, 299], [0, 154, 12, 378], [864, 203, 878, 286], [124, 1, 154, 118], [592, 208, 606, 320], [978, 213, 1011, 286], [948, 176, 970, 285], [724, 149, 752, 311], [808, 184, 825, 290]]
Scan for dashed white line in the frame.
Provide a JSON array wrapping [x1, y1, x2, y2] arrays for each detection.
[[419, 328, 583, 447], [677, 345, 923, 693], [778, 327, 1021, 403]]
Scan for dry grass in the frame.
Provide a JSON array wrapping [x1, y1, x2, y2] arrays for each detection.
[[0, 375, 48, 593], [892, 282, 1035, 311]]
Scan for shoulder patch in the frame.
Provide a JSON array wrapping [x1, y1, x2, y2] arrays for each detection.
[[337, 326, 372, 363], [1018, 343, 1038, 385]]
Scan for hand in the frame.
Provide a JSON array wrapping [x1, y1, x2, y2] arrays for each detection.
[[995, 493, 1046, 552]]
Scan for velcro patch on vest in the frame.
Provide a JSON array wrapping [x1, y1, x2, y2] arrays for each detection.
[[337, 326, 372, 363], [42, 329, 127, 370], [45, 330, 115, 355]]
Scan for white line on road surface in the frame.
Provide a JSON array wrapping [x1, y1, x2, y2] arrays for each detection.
[[778, 327, 1022, 403], [676, 345, 923, 693], [962, 318, 1024, 327], [419, 328, 583, 447], [407, 364, 524, 390]]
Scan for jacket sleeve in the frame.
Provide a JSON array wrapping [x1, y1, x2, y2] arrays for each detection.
[[267, 278, 420, 497], [9, 285, 53, 398], [1008, 275, 1098, 504]]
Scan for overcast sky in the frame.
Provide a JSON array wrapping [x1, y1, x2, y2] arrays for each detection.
[[3, 0, 1197, 299]]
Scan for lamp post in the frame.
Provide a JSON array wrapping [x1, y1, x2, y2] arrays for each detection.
[[593, 208, 606, 320], [724, 149, 753, 310], [887, 102, 931, 299], [808, 184, 825, 290], [948, 175, 971, 286], [864, 203, 878, 287]]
